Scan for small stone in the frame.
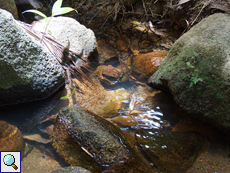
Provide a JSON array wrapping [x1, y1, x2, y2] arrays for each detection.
[[0, 120, 24, 153], [131, 49, 168, 78], [116, 37, 129, 52], [95, 65, 123, 85], [96, 39, 117, 64]]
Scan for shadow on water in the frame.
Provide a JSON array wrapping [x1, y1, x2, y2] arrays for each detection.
[[0, 86, 67, 133]]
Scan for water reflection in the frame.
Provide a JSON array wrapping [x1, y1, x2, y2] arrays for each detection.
[[117, 94, 165, 130]]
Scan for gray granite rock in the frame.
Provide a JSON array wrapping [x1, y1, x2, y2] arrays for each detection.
[[32, 16, 96, 58], [0, 9, 65, 106]]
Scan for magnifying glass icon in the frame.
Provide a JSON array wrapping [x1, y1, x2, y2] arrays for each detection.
[[3, 154, 18, 170]]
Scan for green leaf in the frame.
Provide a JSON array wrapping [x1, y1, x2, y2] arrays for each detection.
[[52, 0, 63, 16], [60, 88, 76, 100], [189, 82, 194, 88], [193, 52, 199, 56], [53, 7, 77, 16], [60, 95, 68, 100], [194, 78, 203, 84], [48, 30, 52, 34], [186, 62, 194, 68], [43, 18, 50, 23], [22, 9, 47, 19], [131, 21, 142, 26]]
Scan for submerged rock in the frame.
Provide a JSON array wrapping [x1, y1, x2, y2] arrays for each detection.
[[51, 105, 130, 170], [95, 65, 123, 85], [135, 129, 209, 173], [131, 50, 168, 78], [96, 39, 117, 64], [149, 13, 230, 133], [111, 85, 163, 130], [0, 9, 65, 106], [72, 77, 130, 118], [0, 120, 24, 153]]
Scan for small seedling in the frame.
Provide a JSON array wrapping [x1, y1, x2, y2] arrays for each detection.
[[60, 87, 76, 100], [189, 69, 203, 87], [186, 62, 194, 68], [23, 0, 77, 43], [131, 21, 142, 26], [186, 57, 203, 87], [192, 51, 199, 57]]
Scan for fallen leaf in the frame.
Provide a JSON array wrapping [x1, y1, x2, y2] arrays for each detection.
[[23, 134, 50, 144]]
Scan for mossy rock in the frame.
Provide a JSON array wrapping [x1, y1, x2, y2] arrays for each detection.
[[149, 13, 230, 133]]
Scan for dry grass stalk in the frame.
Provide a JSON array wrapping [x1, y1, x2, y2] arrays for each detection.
[[17, 20, 92, 87]]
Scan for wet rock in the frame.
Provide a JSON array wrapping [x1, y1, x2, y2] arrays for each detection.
[[50, 114, 102, 172], [32, 16, 96, 58], [135, 129, 209, 173], [0, 120, 24, 153], [96, 39, 117, 64], [51, 166, 92, 173], [72, 77, 129, 118], [95, 88, 129, 118], [172, 118, 217, 140], [0, 9, 65, 106], [50, 104, 152, 173], [21, 147, 62, 173], [131, 50, 168, 78], [95, 65, 123, 85], [0, 0, 18, 19], [149, 13, 230, 134], [116, 37, 129, 52], [51, 105, 129, 165]]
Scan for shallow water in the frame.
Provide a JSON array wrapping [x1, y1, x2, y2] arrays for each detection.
[[1, 15, 230, 172], [0, 78, 230, 172]]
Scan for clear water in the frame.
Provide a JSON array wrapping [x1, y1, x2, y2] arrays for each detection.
[[0, 78, 230, 172]]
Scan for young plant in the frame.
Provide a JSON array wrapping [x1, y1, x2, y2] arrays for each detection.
[[186, 52, 203, 87], [23, 0, 77, 43], [60, 87, 76, 100], [189, 69, 203, 87]]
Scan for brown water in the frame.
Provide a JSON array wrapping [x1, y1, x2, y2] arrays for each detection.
[[1, 79, 230, 173]]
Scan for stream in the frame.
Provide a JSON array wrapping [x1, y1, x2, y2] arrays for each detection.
[[0, 4, 230, 172]]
